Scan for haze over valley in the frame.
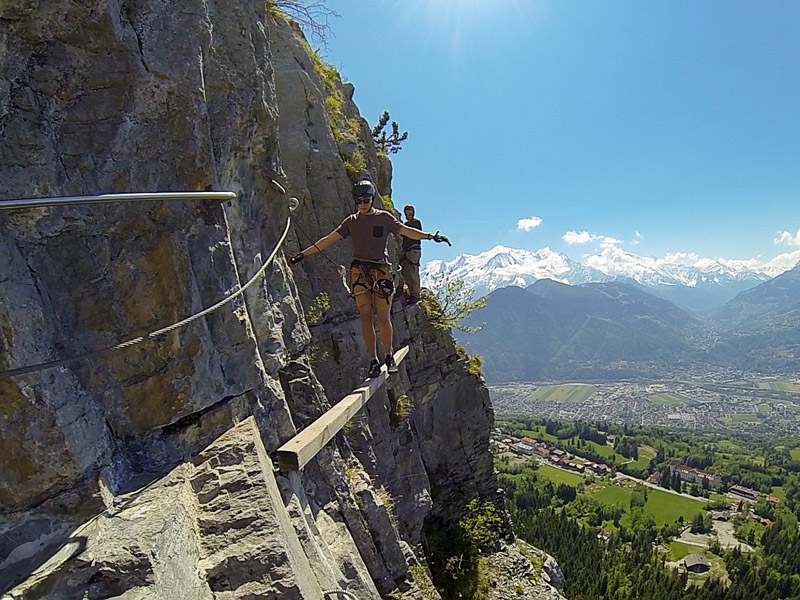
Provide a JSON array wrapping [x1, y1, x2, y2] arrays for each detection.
[[433, 254, 800, 382], [423, 249, 800, 434]]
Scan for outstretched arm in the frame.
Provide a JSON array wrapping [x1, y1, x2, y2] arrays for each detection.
[[398, 224, 433, 240], [290, 231, 344, 264], [397, 225, 451, 246]]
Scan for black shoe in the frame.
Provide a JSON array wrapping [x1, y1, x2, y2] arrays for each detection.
[[406, 295, 419, 306], [367, 359, 382, 379], [385, 353, 398, 374]]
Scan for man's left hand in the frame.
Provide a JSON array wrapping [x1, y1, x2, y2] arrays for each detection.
[[431, 231, 451, 246]]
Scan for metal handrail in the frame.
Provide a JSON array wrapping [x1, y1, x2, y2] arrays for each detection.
[[0, 191, 237, 211]]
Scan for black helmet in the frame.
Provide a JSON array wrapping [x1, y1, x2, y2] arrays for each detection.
[[352, 179, 376, 199]]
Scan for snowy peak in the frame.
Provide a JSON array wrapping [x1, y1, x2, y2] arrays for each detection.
[[421, 244, 782, 314], [422, 245, 609, 298]]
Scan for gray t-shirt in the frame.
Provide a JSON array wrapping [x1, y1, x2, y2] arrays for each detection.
[[336, 209, 402, 263]]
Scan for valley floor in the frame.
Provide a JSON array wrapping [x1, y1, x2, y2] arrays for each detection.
[[489, 377, 800, 436]]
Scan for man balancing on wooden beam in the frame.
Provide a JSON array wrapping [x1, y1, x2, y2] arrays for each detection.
[[290, 179, 450, 379]]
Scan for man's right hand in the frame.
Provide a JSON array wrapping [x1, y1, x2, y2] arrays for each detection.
[[289, 253, 304, 265]]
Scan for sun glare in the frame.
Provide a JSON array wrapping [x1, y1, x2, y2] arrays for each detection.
[[401, 0, 538, 57]]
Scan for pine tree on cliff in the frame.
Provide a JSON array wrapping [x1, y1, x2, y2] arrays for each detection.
[[372, 111, 408, 154]]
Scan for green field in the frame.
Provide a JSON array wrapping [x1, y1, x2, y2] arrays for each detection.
[[757, 404, 771, 414], [791, 448, 800, 461], [536, 463, 584, 487], [770, 381, 800, 392], [628, 445, 657, 471], [586, 482, 706, 528], [770, 486, 786, 500], [726, 380, 800, 392], [526, 458, 707, 528], [590, 483, 632, 507], [724, 414, 761, 424], [709, 493, 732, 507], [583, 440, 618, 460], [727, 380, 755, 388], [642, 489, 706, 527], [527, 384, 596, 403], [649, 393, 690, 405], [754, 381, 800, 392], [668, 541, 696, 561], [716, 439, 743, 453]]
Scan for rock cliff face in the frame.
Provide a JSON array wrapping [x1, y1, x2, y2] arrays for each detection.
[[0, 2, 564, 598]]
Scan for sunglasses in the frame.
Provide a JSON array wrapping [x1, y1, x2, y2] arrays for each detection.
[[355, 196, 373, 204]]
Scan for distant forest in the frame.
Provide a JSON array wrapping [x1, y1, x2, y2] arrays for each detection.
[[511, 506, 799, 600], [498, 420, 800, 600]]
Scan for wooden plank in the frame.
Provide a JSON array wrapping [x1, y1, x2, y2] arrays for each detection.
[[276, 346, 409, 472]]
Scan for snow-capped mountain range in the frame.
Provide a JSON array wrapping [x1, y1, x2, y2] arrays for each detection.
[[422, 246, 610, 294], [421, 245, 796, 315]]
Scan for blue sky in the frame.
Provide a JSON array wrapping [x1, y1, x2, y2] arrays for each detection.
[[322, 1, 800, 271]]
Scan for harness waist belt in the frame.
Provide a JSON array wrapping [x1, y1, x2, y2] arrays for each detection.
[[351, 259, 390, 268]]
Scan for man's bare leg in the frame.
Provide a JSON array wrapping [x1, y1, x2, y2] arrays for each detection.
[[358, 302, 378, 359], [376, 304, 393, 357]]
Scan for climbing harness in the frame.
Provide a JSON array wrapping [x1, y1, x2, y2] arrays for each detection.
[[350, 260, 395, 300], [0, 183, 297, 378]]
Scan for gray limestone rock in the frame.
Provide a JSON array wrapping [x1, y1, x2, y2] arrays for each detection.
[[3, 418, 324, 600], [0, 3, 559, 598], [480, 540, 566, 600], [544, 554, 566, 591]]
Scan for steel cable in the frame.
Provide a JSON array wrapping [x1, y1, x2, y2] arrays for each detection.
[[0, 189, 297, 379]]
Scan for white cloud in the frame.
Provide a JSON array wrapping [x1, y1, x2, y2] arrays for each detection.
[[562, 230, 597, 245], [563, 232, 645, 248], [599, 236, 622, 249], [584, 239, 659, 277], [517, 216, 543, 231], [663, 252, 700, 265], [763, 249, 800, 275], [564, 227, 800, 280], [774, 228, 800, 247], [715, 257, 764, 271]]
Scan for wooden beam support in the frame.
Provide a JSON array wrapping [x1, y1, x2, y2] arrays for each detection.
[[276, 346, 409, 472]]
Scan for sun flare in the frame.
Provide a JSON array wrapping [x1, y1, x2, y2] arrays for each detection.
[[401, 0, 538, 57]]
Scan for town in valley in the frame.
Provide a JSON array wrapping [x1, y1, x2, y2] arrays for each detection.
[[489, 377, 800, 436]]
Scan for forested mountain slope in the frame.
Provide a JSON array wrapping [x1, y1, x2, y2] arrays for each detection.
[[460, 281, 706, 382]]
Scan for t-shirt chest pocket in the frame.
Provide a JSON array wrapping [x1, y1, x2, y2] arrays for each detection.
[[372, 225, 384, 238]]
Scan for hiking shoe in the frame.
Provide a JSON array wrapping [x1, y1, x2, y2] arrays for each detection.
[[367, 359, 382, 379], [385, 353, 398, 374]]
